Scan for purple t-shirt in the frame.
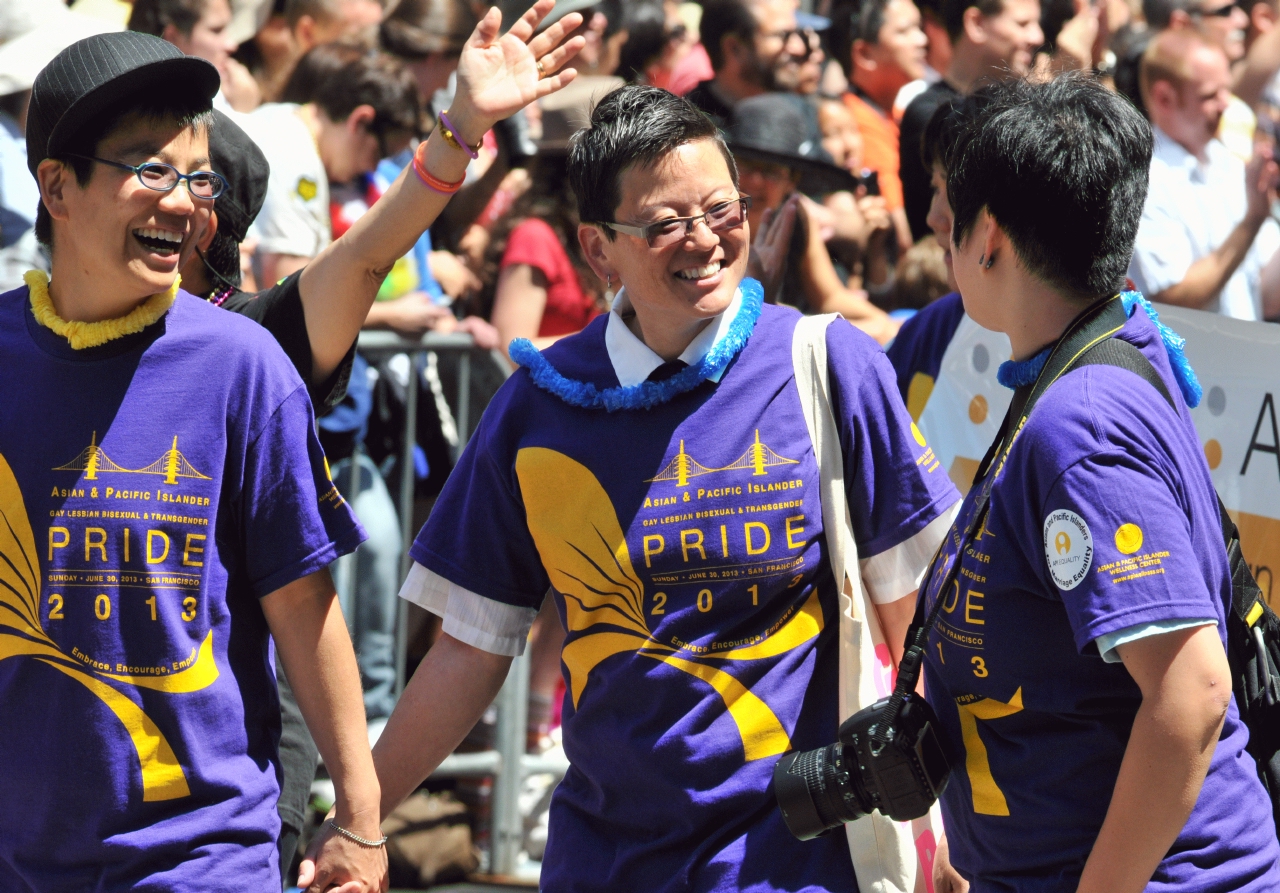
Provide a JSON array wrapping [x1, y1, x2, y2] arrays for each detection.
[[884, 291, 965, 407], [0, 286, 364, 891], [920, 306, 1280, 890], [411, 302, 958, 892]]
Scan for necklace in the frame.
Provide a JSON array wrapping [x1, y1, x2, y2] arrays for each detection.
[[509, 278, 764, 411], [994, 291, 1201, 408], [997, 345, 1051, 389], [25, 270, 179, 350]]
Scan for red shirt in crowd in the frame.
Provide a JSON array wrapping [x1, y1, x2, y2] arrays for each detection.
[[500, 218, 601, 337]]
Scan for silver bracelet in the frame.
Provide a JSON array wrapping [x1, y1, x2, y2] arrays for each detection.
[[323, 818, 388, 848]]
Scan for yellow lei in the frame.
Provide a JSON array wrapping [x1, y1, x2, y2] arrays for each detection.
[[24, 269, 179, 350]]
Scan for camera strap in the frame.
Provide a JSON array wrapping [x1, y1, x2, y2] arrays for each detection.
[[871, 294, 1130, 751]]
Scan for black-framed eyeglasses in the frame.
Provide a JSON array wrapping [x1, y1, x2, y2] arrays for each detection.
[[65, 154, 226, 200], [598, 196, 752, 248]]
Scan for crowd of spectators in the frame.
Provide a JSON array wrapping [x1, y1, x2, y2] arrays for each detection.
[[4, 0, 1280, 883]]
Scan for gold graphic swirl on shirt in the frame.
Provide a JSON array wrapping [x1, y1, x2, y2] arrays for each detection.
[[0, 451, 218, 801], [53, 432, 212, 484], [516, 447, 820, 761], [956, 686, 1024, 816]]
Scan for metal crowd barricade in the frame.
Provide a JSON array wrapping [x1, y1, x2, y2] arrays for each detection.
[[346, 331, 566, 879]]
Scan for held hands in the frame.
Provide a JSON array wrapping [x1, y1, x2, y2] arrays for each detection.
[[296, 812, 389, 893], [447, 0, 588, 145]]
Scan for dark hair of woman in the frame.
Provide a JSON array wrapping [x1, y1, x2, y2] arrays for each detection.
[[947, 74, 1152, 300], [617, 2, 670, 83], [471, 153, 602, 321]]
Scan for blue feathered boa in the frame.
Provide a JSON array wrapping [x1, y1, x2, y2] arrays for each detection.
[[996, 291, 1202, 408], [508, 278, 764, 411]]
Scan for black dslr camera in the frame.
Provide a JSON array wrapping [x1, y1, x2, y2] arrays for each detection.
[[773, 653, 952, 838]]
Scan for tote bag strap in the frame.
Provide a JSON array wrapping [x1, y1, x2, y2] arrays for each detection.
[[791, 314, 916, 893]]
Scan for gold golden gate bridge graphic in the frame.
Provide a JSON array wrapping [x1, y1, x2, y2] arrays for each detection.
[[53, 432, 212, 485], [646, 430, 799, 486]]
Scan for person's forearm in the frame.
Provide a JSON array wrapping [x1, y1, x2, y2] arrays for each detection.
[[1260, 240, 1280, 320], [434, 146, 510, 249], [1235, 24, 1280, 108], [299, 121, 480, 379], [264, 570, 381, 833], [1077, 702, 1222, 892], [372, 631, 512, 819], [864, 238, 891, 288], [1077, 628, 1230, 893], [872, 590, 916, 668], [1153, 214, 1264, 309]]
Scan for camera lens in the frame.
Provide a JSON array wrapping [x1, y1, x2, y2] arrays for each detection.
[[773, 743, 873, 840]]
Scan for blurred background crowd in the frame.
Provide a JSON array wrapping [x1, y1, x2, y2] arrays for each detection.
[[4, 0, 1280, 884]]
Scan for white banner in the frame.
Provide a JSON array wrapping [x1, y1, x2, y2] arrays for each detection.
[[915, 306, 1280, 609]]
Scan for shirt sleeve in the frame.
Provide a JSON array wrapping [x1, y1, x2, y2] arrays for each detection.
[[399, 562, 539, 656], [826, 319, 960, 599], [407, 382, 551, 615], [1040, 449, 1220, 652], [1128, 199, 1195, 297], [239, 384, 366, 596], [1095, 618, 1217, 664], [252, 164, 329, 259]]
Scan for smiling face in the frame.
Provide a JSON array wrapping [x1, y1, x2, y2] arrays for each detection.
[[1195, 0, 1249, 62], [53, 113, 215, 301], [586, 140, 750, 330], [877, 0, 929, 86]]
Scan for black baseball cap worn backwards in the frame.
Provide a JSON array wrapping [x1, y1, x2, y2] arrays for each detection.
[[26, 31, 220, 177], [208, 110, 269, 244]]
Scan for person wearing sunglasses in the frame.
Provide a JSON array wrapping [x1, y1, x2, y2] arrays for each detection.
[[372, 84, 959, 892]]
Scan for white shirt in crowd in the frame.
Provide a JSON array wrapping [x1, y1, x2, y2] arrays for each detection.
[[1128, 126, 1280, 321], [241, 102, 330, 261]]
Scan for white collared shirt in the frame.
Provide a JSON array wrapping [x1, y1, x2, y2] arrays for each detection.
[[603, 285, 743, 386], [1128, 127, 1279, 321]]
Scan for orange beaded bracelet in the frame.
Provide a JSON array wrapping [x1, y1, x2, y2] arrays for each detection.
[[412, 140, 464, 194]]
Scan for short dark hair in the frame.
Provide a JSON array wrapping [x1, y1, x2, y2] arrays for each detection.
[[920, 88, 993, 172], [942, 0, 1005, 41], [700, 0, 761, 71], [947, 75, 1152, 299], [36, 90, 215, 247], [127, 0, 208, 37], [829, 0, 894, 78], [286, 45, 422, 136], [1142, 0, 1198, 29], [567, 85, 738, 238]]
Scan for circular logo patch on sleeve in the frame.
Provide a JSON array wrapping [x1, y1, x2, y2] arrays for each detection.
[[1044, 510, 1094, 590], [1115, 523, 1143, 555]]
